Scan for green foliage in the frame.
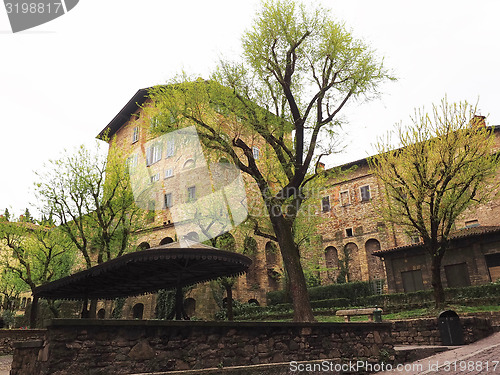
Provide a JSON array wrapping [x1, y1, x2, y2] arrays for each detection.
[[267, 280, 375, 305], [34, 143, 142, 268], [147, 0, 392, 321], [154, 290, 175, 320], [1, 310, 15, 328], [0, 218, 76, 293], [111, 297, 126, 319]]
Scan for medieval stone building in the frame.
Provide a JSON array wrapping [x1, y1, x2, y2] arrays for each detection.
[[316, 119, 500, 294]]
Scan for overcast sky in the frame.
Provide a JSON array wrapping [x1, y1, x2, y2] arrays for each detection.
[[1, 0, 499, 218]]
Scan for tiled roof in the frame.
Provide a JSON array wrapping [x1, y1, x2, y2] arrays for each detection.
[[373, 225, 500, 256]]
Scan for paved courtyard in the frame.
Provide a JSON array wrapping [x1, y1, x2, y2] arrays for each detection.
[[377, 332, 500, 375]]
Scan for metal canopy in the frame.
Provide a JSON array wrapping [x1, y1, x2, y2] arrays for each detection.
[[33, 239, 251, 301]]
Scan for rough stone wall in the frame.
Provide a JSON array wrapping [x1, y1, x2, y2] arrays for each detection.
[[390, 317, 493, 346], [0, 329, 45, 355], [10, 320, 393, 375]]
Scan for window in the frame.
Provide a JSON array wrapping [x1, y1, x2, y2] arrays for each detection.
[[126, 154, 138, 171], [132, 126, 139, 143], [146, 143, 162, 166], [401, 269, 424, 293], [360, 185, 371, 202], [445, 263, 471, 288], [321, 196, 330, 212], [150, 173, 160, 183], [252, 146, 260, 160], [345, 228, 353, 237], [166, 140, 175, 158], [340, 190, 350, 206], [165, 168, 173, 178], [465, 219, 479, 228], [187, 186, 196, 201], [164, 193, 173, 208], [485, 253, 500, 282], [150, 117, 160, 129]]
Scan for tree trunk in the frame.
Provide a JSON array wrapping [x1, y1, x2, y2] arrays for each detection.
[[225, 284, 233, 321], [89, 299, 98, 319], [271, 215, 315, 322], [29, 295, 39, 328], [430, 253, 445, 308]]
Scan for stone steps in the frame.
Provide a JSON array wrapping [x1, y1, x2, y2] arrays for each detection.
[[394, 345, 453, 364]]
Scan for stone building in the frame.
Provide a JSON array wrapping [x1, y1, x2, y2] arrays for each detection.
[[317, 121, 500, 293], [96, 87, 284, 319]]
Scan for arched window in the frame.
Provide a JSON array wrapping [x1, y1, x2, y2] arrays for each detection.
[[365, 239, 385, 280], [132, 303, 144, 320], [160, 237, 174, 245], [243, 236, 259, 288], [97, 308, 106, 319], [248, 299, 260, 306], [184, 298, 196, 317], [183, 159, 195, 169], [137, 242, 150, 251], [344, 242, 361, 282], [325, 246, 339, 281], [265, 241, 280, 291], [183, 232, 199, 242]]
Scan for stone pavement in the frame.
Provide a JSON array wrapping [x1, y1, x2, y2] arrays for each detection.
[[0, 355, 12, 375], [376, 332, 500, 375]]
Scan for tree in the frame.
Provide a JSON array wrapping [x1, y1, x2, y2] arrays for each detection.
[[147, 0, 392, 321], [34, 143, 143, 317], [369, 99, 500, 307], [0, 216, 76, 325]]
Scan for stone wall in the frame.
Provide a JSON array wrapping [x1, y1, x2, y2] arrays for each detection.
[[10, 319, 393, 375], [0, 329, 46, 355], [390, 317, 493, 346]]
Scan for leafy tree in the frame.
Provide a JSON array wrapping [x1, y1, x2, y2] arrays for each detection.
[[0, 268, 26, 310], [35, 143, 141, 267], [147, 0, 392, 321], [0, 216, 76, 325], [369, 99, 500, 307], [34, 143, 143, 317]]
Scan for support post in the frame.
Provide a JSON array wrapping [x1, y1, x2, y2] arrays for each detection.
[[29, 294, 39, 328]]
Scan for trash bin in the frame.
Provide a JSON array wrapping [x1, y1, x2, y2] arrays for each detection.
[[438, 310, 464, 346], [373, 307, 383, 323]]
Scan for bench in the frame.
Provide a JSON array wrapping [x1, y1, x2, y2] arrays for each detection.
[[336, 308, 383, 322]]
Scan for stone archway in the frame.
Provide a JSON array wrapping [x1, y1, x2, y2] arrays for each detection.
[[160, 237, 174, 245], [344, 242, 361, 282], [365, 239, 385, 280], [324, 246, 339, 281]]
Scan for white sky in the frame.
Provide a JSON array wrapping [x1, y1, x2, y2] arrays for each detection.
[[1, 0, 500, 218]]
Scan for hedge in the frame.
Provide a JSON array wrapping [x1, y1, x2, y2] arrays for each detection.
[[267, 282, 500, 308], [267, 281, 376, 305]]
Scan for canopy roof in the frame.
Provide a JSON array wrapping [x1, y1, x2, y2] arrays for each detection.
[[33, 240, 251, 300]]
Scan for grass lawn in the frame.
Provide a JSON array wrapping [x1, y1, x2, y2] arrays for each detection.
[[315, 305, 500, 322]]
